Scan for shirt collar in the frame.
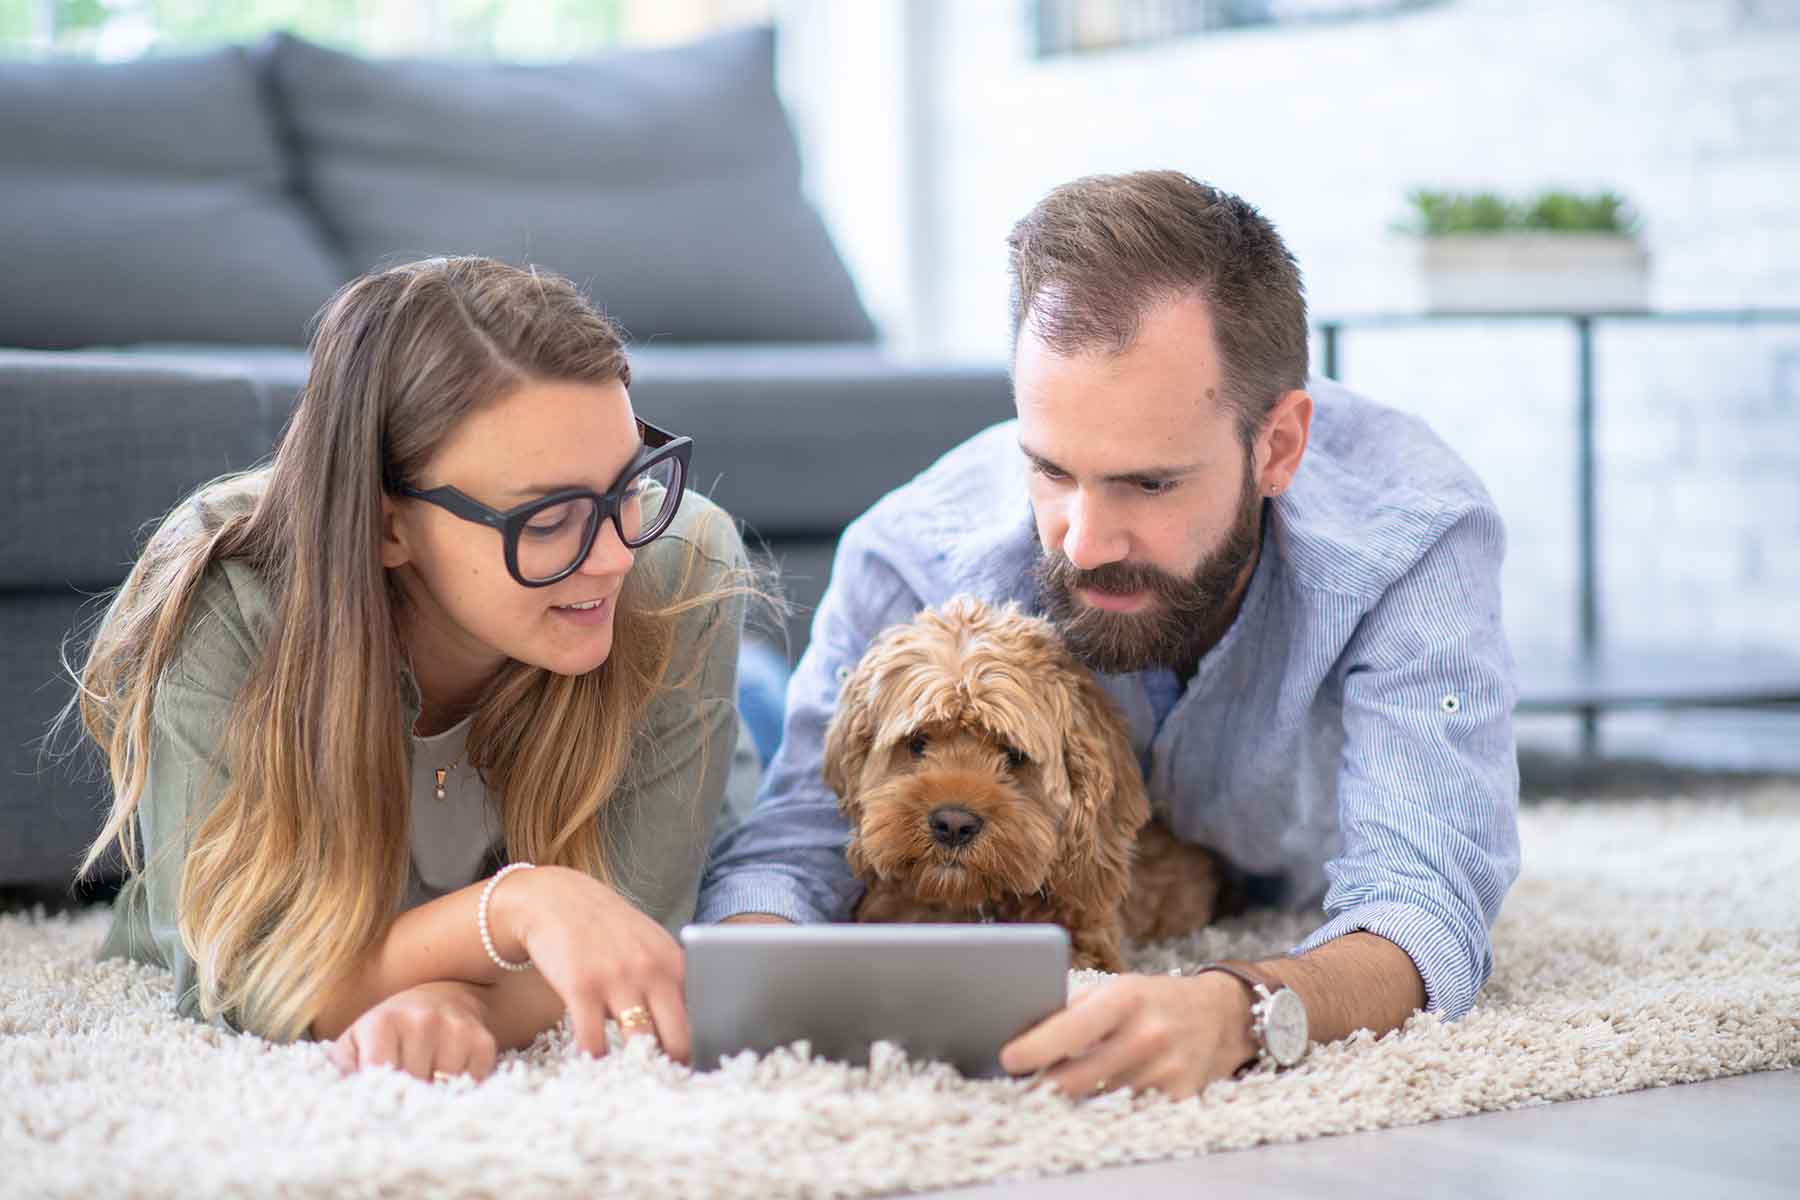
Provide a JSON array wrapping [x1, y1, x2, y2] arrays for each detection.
[[398, 664, 424, 728]]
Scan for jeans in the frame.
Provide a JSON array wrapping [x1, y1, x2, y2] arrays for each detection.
[[735, 637, 792, 768]]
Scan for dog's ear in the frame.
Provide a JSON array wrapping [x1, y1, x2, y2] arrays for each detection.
[[822, 650, 882, 820], [1054, 672, 1150, 906]]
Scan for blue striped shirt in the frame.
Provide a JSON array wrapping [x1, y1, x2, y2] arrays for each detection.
[[697, 379, 1521, 1019]]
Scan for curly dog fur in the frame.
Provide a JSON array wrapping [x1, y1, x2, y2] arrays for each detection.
[[823, 596, 1225, 971]]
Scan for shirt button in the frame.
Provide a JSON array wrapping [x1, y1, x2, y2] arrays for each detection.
[[836, 666, 853, 685], [1440, 694, 1461, 714]]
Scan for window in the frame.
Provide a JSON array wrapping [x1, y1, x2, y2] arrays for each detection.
[[4, 0, 772, 61], [1032, 0, 1444, 57]]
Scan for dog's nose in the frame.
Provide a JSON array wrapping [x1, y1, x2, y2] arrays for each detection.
[[929, 807, 985, 848]]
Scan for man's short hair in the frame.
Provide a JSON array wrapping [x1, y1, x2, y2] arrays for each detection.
[[1006, 171, 1309, 444]]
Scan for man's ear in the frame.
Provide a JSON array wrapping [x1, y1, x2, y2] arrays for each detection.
[[1256, 388, 1313, 494], [379, 493, 413, 569]]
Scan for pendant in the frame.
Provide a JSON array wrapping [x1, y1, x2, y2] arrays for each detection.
[[434, 767, 448, 802]]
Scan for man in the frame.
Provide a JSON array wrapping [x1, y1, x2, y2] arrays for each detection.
[[696, 171, 1520, 1100]]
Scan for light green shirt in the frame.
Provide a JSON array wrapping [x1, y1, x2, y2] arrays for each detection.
[[97, 470, 751, 1037]]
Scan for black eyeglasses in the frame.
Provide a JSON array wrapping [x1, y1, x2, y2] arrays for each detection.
[[391, 419, 692, 588]]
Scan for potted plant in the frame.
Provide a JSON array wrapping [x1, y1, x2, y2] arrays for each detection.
[[1402, 188, 1650, 313]]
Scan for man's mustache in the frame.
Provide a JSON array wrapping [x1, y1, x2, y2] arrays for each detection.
[[1044, 555, 1198, 609]]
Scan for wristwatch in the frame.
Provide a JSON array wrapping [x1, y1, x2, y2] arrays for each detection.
[[1183, 960, 1310, 1069]]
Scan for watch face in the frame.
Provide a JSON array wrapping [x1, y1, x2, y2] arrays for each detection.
[[1263, 989, 1309, 1067]]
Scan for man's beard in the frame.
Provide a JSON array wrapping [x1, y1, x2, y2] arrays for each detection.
[[1033, 462, 1264, 676]]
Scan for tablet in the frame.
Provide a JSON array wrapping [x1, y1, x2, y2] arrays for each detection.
[[681, 923, 1070, 1078]]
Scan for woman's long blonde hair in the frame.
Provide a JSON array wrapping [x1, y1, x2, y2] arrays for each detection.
[[72, 257, 739, 1041]]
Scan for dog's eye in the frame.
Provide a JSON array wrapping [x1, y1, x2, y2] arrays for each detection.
[[1002, 744, 1029, 770], [908, 732, 929, 758]]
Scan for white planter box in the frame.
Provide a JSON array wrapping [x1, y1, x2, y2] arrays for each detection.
[[1418, 233, 1651, 314]]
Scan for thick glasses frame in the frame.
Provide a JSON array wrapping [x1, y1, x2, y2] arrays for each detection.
[[391, 419, 692, 588]]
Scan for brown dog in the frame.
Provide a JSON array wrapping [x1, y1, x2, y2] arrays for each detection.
[[823, 596, 1225, 971]]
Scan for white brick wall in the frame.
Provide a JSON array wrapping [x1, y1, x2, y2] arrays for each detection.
[[792, 0, 1800, 665]]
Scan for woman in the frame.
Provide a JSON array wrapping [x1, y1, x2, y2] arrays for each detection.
[[71, 257, 757, 1082]]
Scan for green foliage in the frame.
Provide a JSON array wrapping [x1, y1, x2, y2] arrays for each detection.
[[49, 0, 108, 38], [0, 2, 31, 48], [1402, 189, 1641, 236], [1519, 190, 1635, 233], [1, 0, 628, 58], [137, 0, 363, 50]]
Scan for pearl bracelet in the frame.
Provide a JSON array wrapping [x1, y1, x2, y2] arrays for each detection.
[[478, 862, 536, 973]]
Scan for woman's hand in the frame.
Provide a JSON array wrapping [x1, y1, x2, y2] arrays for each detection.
[[327, 980, 499, 1081], [488, 864, 691, 1063]]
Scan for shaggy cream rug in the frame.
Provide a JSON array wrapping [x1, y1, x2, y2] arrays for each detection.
[[4, 791, 1798, 1199]]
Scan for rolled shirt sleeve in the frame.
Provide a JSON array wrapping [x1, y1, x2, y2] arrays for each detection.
[[1293, 505, 1522, 1019]]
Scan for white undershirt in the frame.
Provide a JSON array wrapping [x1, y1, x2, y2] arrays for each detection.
[[405, 714, 503, 911]]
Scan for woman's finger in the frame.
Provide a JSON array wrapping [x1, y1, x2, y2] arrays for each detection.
[[432, 1036, 473, 1084], [361, 1019, 401, 1075], [467, 1026, 499, 1081], [645, 980, 690, 1065], [608, 989, 660, 1045], [565, 980, 613, 1058], [327, 1032, 358, 1075], [398, 1019, 437, 1082]]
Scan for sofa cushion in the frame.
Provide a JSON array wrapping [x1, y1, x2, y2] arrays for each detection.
[[104, 342, 1015, 540], [0, 351, 285, 589], [0, 48, 347, 350], [625, 345, 1015, 535], [0, 591, 120, 888], [92, 344, 312, 412], [261, 27, 876, 344]]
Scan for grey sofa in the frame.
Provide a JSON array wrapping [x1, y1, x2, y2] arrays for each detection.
[[0, 27, 1015, 893]]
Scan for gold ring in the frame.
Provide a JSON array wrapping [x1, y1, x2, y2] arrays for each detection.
[[617, 1004, 654, 1031], [432, 1071, 456, 1084], [1091, 1079, 1109, 1095]]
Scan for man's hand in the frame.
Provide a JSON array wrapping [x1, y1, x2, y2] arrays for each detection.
[[999, 971, 1257, 1100], [327, 980, 498, 1082]]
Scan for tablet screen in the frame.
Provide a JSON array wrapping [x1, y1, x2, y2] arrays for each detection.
[[682, 923, 1070, 1077]]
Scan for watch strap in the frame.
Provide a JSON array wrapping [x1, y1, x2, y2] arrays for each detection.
[[1190, 959, 1274, 999], [1188, 960, 1291, 1069]]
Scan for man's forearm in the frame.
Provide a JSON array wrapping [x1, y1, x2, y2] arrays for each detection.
[[1255, 931, 1425, 1044]]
